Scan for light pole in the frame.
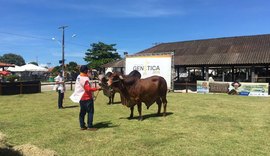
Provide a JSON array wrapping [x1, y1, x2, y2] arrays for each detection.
[[59, 26, 68, 79]]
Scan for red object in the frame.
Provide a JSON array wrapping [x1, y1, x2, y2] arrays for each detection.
[[0, 70, 11, 76], [80, 80, 98, 101]]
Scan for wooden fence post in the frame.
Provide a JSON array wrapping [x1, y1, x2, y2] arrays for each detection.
[[185, 81, 187, 93], [20, 82, 23, 94], [70, 81, 73, 91]]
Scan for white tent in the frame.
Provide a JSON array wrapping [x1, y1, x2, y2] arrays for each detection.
[[7, 65, 25, 72], [21, 64, 48, 72], [7, 64, 48, 72]]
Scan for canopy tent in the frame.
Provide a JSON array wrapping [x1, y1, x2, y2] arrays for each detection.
[[21, 64, 48, 72], [7, 65, 25, 72], [7, 64, 48, 72]]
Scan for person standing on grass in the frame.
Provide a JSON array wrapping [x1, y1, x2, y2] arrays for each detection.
[[54, 71, 65, 109], [70, 65, 101, 131]]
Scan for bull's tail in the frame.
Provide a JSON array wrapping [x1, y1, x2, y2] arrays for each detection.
[[158, 77, 168, 98], [158, 77, 168, 116]]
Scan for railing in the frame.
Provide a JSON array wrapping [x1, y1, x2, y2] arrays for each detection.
[[40, 80, 100, 91], [0, 80, 101, 95], [0, 81, 41, 95], [174, 82, 197, 93]]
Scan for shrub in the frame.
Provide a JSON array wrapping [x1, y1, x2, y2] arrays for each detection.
[[5, 75, 19, 82]]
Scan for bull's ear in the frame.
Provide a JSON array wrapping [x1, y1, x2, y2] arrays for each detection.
[[119, 75, 124, 79]]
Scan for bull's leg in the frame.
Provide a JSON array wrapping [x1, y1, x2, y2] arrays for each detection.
[[162, 96, 167, 117], [111, 92, 115, 104], [129, 106, 134, 119], [156, 98, 162, 116], [137, 102, 143, 121], [108, 97, 112, 105]]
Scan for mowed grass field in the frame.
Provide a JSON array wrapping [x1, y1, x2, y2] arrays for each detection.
[[0, 91, 270, 156]]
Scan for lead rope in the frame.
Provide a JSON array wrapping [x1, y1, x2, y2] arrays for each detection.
[[90, 80, 101, 101], [94, 90, 100, 101]]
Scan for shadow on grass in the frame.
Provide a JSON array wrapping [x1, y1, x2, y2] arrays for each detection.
[[94, 121, 119, 129], [64, 105, 79, 109], [105, 101, 122, 105], [119, 112, 174, 121], [0, 148, 22, 156], [112, 101, 122, 104]]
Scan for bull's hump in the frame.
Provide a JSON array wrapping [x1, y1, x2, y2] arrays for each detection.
[[141, 76, 160, 81]]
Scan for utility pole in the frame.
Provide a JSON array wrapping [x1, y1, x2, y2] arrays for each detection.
[[58, 26, 68, 79]]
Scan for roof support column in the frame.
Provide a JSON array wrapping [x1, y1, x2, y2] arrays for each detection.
[[251, 66, 255, 82], [266, 65, 269, 83], [201, 67, 205, 79], [222, 69, 225, 82], [205, 66, 209, 81], [246, 68, 249, 81], [232, 66, 235, 82]]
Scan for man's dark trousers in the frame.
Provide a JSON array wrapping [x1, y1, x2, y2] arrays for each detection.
[[79, 99, 94, 128], [58, 90, 64, 108]]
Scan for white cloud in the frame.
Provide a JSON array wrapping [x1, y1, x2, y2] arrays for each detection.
[[38, 0, 185, 18], [52, 51, 84, 58]]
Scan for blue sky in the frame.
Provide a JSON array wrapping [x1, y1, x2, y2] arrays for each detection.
[[0, 0, 270, 67]]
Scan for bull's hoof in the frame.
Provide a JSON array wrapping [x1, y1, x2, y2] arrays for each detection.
[[138, 117, 143, 121], [107, 102, 112, 105], [128, 115, 134, 120]]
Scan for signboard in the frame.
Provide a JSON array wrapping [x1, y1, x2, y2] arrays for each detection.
[[229, 82, 269, 96], [197, 81, 269, 96], [197, 81, 210, 94], [125, 53, 173, 89]]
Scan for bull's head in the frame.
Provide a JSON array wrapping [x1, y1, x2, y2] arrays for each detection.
[[98, 77, 108, 89], [107, 73, 123, 87], [98, 72, 114, 89]]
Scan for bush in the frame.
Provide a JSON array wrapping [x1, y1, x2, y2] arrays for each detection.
[[5, 75, 19, 82]]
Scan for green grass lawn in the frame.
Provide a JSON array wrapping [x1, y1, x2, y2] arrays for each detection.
[[0, 91, 270, 156]]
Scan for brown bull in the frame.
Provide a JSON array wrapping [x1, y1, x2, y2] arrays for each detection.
[[108, 71, 168, 120], [99, 72, 116, 104]]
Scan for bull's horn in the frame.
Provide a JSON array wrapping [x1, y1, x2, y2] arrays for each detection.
[[119, 75, 123, 79]]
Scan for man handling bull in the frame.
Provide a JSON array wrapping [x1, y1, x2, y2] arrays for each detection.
[[70, 65, 101, 131]]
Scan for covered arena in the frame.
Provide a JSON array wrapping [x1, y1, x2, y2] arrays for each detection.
[[103, 34, 270, 93]]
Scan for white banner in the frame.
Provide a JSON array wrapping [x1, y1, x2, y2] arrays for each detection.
[[125, 53, 173, 89], [197, 80, 269, 96]]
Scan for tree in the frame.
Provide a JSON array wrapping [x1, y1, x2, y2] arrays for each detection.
[[29, 62, 38, 66], [0, 53, 26, 66], [51, 62, 80, 80], [84, 42, 121, 71], [66, 61, 79, 73], [66, 61, 79, 80], [51, 65, 61, 76]]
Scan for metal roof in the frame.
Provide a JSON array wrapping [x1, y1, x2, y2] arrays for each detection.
[[103, 34, 270, 67]]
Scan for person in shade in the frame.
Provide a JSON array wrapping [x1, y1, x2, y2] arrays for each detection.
[[54, 71, 65, 109], [70, 65, 101, 131]]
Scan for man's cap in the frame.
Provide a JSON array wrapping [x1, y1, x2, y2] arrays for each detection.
[[80, 65, 89, 73]]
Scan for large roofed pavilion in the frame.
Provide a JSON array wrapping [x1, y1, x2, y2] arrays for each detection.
[[103, 34, 270, 90]]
